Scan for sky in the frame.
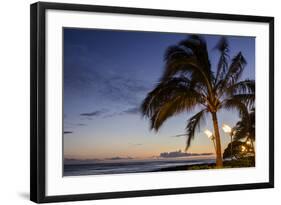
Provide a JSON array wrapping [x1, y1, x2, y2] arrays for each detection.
[[63, 28, 255, 160]]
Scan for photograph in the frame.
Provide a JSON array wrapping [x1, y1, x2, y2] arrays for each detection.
[[63, 28, 256, 176]]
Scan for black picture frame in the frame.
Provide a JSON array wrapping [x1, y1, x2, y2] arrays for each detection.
[[30, 2, 274, 203]]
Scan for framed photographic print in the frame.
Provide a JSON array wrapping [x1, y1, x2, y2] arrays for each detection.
[[30, 2, 274, 203]]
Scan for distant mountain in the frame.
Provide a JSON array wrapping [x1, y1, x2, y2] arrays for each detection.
[[64, 158, 101, 165], [64, 156, 135, 165], [105, 157, 134, 160]]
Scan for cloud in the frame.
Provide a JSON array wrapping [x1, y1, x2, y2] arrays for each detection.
[[64, 56, 151, 107], [80, 109, 107, 117], [159, 150, 213, 158], [92, 74, 149, 106], [121, 107, 140, 115], [65, 121, 87, 127], [64, 131, 73, 134], [77, 123, 86, 126], [103, 106, 141, 118], [105, 157, 134, 160], [79, 107, 140, 119], [109, 75, 148, 94]]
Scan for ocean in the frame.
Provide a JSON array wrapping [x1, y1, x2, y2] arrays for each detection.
[[64, 157, 215, 176]]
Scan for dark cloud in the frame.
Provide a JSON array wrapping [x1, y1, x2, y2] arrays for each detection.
[[108, 75, 149, 93], [65, 121, 86, 127], [121, 107, 140, 115], [169, 134, 187, 138], [77, 123, 86, 126], [103, 106, 141, 118], [64, 131, 73, 134], [159, 150, 213, 158], [105, 157, 134, 160], [94, 74, 150, 106], [80, 109, 107, 117], [64, 56, 151, 107]]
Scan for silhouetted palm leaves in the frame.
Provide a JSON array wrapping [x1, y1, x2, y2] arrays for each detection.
[[233, 107, 255, 143], [141, 35, 255, 167]]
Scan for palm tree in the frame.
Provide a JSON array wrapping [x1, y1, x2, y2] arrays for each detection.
[[233, 107, 255, 152], [141, 35, 255, 167]]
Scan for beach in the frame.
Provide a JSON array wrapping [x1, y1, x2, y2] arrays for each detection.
[[64, 156, 254, 176], [64, 157, 215, 176]]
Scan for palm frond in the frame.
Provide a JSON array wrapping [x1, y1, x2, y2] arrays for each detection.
[[233, 107, 255, 141], [142, 77, 201, 117], [185, 109, 208, 150], [149, 94, 199, 131], [226, 79, 255, 95], [141, 77, 204, 131], [214, 37, 229, 84], [221, 98, 249, 120], [162, 35, 214, 94], [179, 35, 212, 76], [224, 52, 247, 86], [216, 52, 247, 93], [233, 121, 248, 141], [162, 55, 202, 80], [164, 45, 192, 61], [231, 94, 255, 109]]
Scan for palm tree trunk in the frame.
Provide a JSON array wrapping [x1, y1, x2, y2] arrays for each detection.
[[211, 112, 223, 167]]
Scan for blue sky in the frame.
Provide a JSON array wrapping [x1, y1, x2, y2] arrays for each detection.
[[63, 28, 255, 160]]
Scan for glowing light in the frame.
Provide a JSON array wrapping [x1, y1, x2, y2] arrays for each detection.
[[222, 124, 232, 134], [204, 129, 213, 139], [246, 140, 251, 145], [241, 145, 246, 152]]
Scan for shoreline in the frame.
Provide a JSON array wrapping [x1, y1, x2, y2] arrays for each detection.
[[153, 162, 216, 172], [154, 157, 255, 171], [64, 157, 255, 176]]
